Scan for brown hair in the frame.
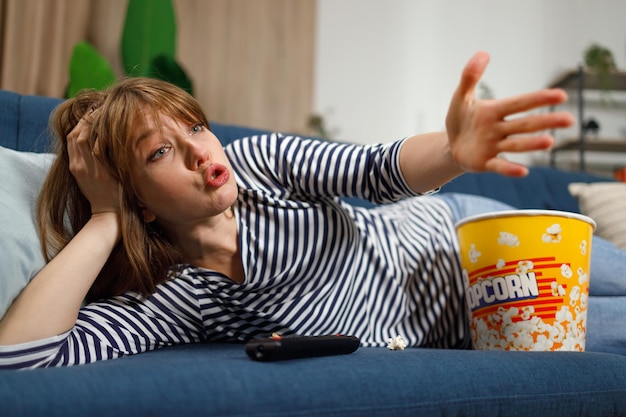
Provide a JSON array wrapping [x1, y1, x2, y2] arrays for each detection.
[[38, 77, 210, 302]]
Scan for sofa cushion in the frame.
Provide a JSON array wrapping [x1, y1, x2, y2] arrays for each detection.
[[569, 182, 626, 249], [0, 342, 624, 417], [586, 296, 626, 355], [0, 146, 53, 318]]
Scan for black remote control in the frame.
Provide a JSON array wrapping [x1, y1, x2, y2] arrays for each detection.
[[245, 334, 360, 361]]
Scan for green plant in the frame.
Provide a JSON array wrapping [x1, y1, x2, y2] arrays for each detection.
[[584, 43, 616, 93], [67, 0, 193, 97], [67, 41, 117, 97]]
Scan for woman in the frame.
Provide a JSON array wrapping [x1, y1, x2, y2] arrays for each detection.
[[0, 52, 581, 368]]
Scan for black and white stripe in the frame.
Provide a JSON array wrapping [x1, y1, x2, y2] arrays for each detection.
[[0, 134, 467, 369]]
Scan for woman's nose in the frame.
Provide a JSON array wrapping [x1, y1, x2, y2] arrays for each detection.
[[187, 141, 210, 169]]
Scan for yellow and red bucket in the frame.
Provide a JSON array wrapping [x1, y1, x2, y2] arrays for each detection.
[[455, 210, 595, 351]]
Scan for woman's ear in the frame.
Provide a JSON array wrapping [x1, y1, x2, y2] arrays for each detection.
[[142, 208, 157, 223]]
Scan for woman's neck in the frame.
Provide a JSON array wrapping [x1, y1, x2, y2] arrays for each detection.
[[167, 207, 244, 283]]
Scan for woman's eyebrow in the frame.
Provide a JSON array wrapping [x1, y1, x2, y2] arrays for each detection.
[[133, 129, 157, 151]]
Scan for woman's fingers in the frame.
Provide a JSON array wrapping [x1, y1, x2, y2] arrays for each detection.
[[495, 133, 555, 154], [456, 51, 490, 99], [65, 108, 119, 215], [446, 52, 491, 144], [484, 156, 530, 178], [493, 88, 569, 120], [497, 111, 575, 138], [68, 121, 89, 174], [67, 109, 101, 165]]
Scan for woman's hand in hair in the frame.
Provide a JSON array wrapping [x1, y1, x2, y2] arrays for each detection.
[[67, 109, 120, 216]]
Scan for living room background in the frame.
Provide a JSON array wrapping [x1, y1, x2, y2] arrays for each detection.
[[0, 0, 316, 137], [315, 0, 626, 169], [1, 0, 625, 168]]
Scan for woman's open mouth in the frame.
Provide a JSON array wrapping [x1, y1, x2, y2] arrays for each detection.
[[205, 163, 230, 187]]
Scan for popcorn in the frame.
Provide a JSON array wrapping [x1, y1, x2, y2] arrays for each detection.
[[556, 306, 573, 322], [546, 223, 562, 235], [468, 253, 588, 351], [498, 232, 520, 247], [520, 306, 534, 320], [516, 260, 534, 274], [548, 322, 566, 343], [569, 286, 581, 306], [542, 223, 563, 243], [487, 313, 502, 326], [469, 244, 481, 263], [580, 293, 588, 310], [577, 268, 589, 286], [532, 334, 554, 351], [457, 210, 594, 352], [386, 335, 406, 351], [551, 281, 566, 297], [509, 330, 534, 350], [471, 304, 587, 352], [560, 264, 573, 279]]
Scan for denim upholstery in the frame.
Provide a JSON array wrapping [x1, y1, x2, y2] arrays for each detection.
[[440, 167, 613, 213], [1, 342, 626, 417]]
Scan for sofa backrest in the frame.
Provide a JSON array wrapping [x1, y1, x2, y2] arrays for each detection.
[[0, 90, 63, 152], [439, 166, 614, 213], [0, 89, 274, 153]]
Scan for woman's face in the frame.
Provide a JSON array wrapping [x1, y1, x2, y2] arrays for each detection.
[[127, 110, 238, 233]]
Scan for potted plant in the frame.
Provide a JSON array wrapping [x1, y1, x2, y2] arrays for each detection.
[[67, 0, 192, 97], [583, 43, 616, 97]]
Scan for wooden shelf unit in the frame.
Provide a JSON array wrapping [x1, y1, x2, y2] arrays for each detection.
[[548, 67, 626, 171]]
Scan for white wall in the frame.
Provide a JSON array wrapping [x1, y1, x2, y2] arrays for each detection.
[[313, 0, 626, 166]]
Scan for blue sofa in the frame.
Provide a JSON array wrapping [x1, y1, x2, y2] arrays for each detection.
[[1, 89, 625, 417]]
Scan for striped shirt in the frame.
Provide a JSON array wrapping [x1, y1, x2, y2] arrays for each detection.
[[0, 134, 468, 369]]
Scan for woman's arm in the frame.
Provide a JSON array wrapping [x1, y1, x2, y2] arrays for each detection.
[[399, 52, 575, 193], [0, 111, 121, 345], [228, 134, 420, 205], [0, 274, 205, 369], [0, 213, 119, 344]]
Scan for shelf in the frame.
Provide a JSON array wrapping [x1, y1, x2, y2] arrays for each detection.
[[550, 138, 626, 173], [552, 138, 626, 153], [549, 69, 626, 91], [548, 66, 626, 172]]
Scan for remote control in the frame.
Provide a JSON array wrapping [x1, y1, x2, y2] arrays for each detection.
[[245, 334, 360, 361]]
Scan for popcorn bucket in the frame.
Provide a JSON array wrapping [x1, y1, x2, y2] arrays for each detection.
[[455, 210, 595, 351]]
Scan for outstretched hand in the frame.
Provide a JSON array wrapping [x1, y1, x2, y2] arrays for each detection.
[[445, 51, 574, 177], [67, 109, 120, 216]]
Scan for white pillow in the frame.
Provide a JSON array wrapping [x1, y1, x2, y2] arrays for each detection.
[[568, 182, 626, 249], [0, 146, 53, 318]]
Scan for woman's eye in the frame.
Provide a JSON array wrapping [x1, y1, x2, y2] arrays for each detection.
[[149, 146, 171, 161], [190, 123, 203, 135]]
